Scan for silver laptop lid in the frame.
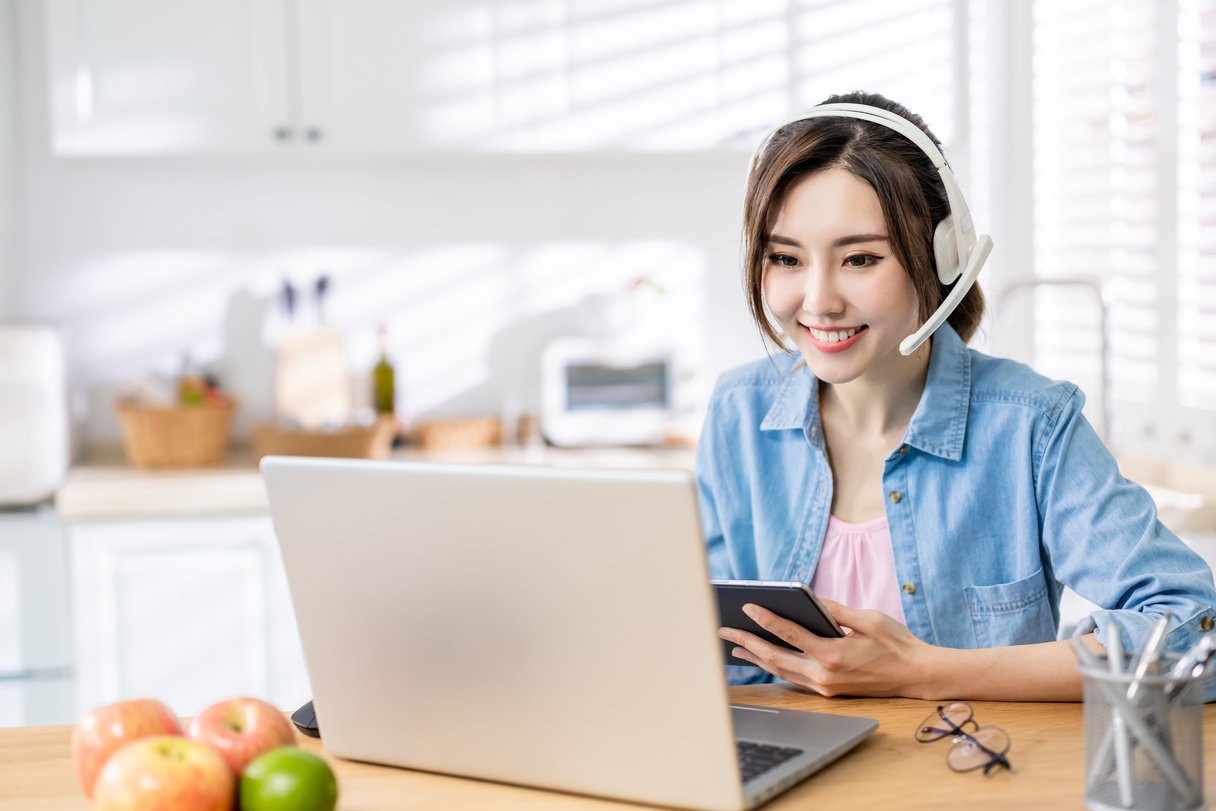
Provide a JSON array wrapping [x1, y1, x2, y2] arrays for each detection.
[[262, 457, 745, 811]]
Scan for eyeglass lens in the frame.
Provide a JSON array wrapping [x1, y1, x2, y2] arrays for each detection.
[[947, 726, 1011, 773], [915, 702, 973, 742]]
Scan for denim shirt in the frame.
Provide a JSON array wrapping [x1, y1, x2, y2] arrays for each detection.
[[696, 323, 1216, 698]]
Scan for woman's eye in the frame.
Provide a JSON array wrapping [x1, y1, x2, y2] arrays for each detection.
[[844, 254, 880, 268], [768, 253, 799, 268]]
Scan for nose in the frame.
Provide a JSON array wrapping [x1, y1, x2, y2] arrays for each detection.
[[802, 265, 844, 319]]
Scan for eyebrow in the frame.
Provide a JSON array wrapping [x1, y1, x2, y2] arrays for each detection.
[[767, 233, 889, 248]]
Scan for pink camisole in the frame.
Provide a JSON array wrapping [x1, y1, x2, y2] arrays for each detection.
[[808, 515, 907, 625]]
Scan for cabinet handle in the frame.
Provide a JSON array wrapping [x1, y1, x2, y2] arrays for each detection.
[[306, 127, 322, 142], [274, 127, 292, 141]]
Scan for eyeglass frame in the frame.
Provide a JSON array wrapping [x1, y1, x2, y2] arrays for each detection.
[[915, 702, 1012, 776]]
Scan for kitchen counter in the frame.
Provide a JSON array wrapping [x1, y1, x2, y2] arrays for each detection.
[[1120, 456, 1216, 534], [54, 445, 698, 521], [53, 445, 1216, 530]]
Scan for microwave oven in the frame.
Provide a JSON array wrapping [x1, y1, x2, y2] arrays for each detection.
[[540, 337, 674, 447]]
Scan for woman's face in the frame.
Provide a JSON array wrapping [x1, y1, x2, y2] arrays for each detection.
[[762, 168, 923, 385]]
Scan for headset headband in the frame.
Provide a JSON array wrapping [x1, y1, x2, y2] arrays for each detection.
[[749, 103, 993, 355]]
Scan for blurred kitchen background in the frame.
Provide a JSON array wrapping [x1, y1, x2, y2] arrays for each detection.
[[2, 0, 1216, 727]]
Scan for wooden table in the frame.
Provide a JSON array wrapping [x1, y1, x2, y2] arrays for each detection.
[[4, 685, 1215, 810]]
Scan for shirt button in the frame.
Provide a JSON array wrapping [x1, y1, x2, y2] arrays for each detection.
[[888, 491, 902, 503], [902, 582, 917, 595], [1200, 616, 1214, 632], [897, 445, 908, 455]]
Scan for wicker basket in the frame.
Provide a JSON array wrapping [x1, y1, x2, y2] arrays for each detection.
[[410, 416, 502, 450], [252, 416, 396, 460], [116, 399, 237, 469]]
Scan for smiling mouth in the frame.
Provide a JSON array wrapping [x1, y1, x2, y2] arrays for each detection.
[[803, 324, 868, 352], [807, 326, 862, 343]]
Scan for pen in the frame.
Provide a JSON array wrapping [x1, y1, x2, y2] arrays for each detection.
[[1107, 632, 1134, 808], [1089, 613, 1171, 792], [1127, 613, 1171, 701], [1165, 632, 1216, 698]]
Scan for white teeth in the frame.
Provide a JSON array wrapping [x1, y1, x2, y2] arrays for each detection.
[[808, 327, 860, 343]]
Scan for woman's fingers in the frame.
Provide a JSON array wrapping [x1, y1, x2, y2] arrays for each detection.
[[719, 622, 837, 683], [719, 626, 809, 672], [740, 603, 849, 666], [729, 647, 829, 695], [723, 600, 925, 698], [740, 603, 817, 652]]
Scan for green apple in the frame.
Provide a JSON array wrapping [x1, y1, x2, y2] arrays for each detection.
[[239, 747, 338, 811]]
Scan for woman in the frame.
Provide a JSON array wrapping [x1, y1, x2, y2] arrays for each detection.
[[702, 91, 1216, 701]]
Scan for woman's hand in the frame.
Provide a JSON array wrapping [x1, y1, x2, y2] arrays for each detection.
[[718, 598, 941, 698]]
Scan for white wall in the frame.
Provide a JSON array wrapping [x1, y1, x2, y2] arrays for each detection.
[[0, 0, 17, 320], [12, 0, 764, 444]]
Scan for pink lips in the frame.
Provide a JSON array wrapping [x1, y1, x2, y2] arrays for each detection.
[[804, 325, 867, 353]]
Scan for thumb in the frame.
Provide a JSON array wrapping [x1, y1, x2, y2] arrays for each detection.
[[817, 597, 864, 631]]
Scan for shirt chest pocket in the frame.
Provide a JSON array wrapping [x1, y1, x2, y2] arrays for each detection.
[[964, 567, 1056, 647]]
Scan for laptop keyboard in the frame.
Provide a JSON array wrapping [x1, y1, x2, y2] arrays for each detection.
[[737, 740, 804, 783]]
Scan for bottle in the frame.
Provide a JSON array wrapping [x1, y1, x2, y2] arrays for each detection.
[[372, 325, 395, 416]]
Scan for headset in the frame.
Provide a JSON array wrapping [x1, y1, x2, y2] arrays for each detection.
[[748, 103, 994, 356]]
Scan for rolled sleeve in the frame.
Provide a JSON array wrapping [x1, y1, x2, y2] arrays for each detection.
[[1037, 390, 1216, 700]]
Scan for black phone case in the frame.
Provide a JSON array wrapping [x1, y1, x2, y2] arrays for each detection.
[[713, 582, 842, 667]]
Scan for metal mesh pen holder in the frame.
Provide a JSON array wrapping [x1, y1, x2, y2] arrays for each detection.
[[1081, 655, 1204, 811]]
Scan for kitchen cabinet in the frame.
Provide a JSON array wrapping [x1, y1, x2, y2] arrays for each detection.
[[69, 514, 311, 717], [44, 0, 433, 155], [0, 509, 74, 727], [43, 0, 750, 154], [45, 0, 293, 155]]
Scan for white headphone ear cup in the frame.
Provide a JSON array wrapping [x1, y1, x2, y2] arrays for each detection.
[[933, 217, 961, 284]]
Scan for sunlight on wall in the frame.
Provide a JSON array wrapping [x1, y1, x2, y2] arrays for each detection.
[[415, 0, 956, 151], [47, 250, 244, 383]]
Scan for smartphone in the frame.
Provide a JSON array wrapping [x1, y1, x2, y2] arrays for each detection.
[[712, 579, 844, 667]]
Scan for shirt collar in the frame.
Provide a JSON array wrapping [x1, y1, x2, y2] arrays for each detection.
[[759, 323, 971, 461]]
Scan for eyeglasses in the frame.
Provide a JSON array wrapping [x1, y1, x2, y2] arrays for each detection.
[[915, 702, 1012, 775]]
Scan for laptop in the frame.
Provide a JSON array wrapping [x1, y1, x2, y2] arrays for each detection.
[[261, 456, 877, 811]]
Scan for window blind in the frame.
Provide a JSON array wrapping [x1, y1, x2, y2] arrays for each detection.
[[1032, 0, 1161, 445], [1177, 0, 1216, 411], [1032, 0, 1216, 462]]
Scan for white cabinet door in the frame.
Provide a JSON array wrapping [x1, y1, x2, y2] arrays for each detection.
[[295, 0, 582, 152], [45, 0, 292, 155], [71, 515, 311, 718], [0, 510, 75, 727], [293, 0, 426, 150]]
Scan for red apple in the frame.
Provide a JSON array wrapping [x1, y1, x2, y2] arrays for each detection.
[[71, 698, 183, 799], [186, 697, 297, 776], [93, 735, 235, 811]]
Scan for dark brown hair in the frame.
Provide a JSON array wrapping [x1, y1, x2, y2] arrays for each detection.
[[743, 91, 985, 349]]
